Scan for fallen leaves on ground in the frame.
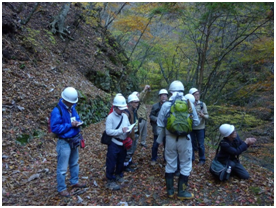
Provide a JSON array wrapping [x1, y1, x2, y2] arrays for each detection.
[[2, 114, 274, 206]]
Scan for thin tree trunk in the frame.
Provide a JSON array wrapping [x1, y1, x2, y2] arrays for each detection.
[[159, 62, 170, 84], [21, 3, 40, 25], [128, 16, 153, 61]]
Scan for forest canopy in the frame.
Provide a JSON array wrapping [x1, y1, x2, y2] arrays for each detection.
[[96, 2, 273, 105]]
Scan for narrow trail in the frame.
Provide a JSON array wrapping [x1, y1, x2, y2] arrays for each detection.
[[2, 107, 274, 206]]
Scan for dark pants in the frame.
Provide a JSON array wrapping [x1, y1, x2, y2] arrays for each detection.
[[190, 129, 205, 162], [228, 160, 250, 179], [151, 135, 166, 161], [106, 141, 127, 180]]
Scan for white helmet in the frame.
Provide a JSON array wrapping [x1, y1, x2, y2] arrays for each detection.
[[169, 80, 184, 92], [115, 93, 123, 97], [61, 87, 78, 103], [128, 94, 139, 103], [159, 89, 168, 95], [113, 95, 127, 110], [189, 88, 198, 95], [219, 124, 235, 137], [184, 94, 195, 104], [131, 91, 139, 96]]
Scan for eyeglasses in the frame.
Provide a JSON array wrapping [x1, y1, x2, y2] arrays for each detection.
[[193, 93, 200, 96], [132, 101, 139, 104]]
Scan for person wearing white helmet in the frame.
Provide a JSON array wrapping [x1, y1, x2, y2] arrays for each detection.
[[50, 87, 86, 197], [189, 87, 209, 165], [149, 89, 169, 166], [156, 80, 200, 200], [105, 95, 130, 190], [132, 85, 151, 149], [123, 94, 140, 172], [216, 124, 256, 179], [108, 93, 124, 115], [184, 94, 195, 104]]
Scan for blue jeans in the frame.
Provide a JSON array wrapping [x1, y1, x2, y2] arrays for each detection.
[[190, 129, 205, 162], [56, 139, 79, 192], [106, 141, 127, 180], [228, 160, 249, 179], [151, 135, 166, 161]]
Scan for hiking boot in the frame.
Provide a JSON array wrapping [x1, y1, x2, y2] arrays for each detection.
[[59, 190, 70, 197], [106, 180, 120, 190], [124, 166, 135, 172], [150, 160, 156, 166], [72, 182, 86, 188], [116, 175, 125, 183], [129, 161, 138, 168], [177, 174, 194, 200], [165, 173, 174, 198], [199, 161, 205, 166]]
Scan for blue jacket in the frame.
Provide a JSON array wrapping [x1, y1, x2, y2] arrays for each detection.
[[50, 99, 81, 139], [217, 134, 248, 164]]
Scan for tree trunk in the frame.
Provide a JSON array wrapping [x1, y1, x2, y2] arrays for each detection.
[[49, 2, 72, 41], [21, 3, 40, 25]]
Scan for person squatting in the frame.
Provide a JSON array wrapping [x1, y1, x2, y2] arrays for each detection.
[[53, 83, 257, 200]]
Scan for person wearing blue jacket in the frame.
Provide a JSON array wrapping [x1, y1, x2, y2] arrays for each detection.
[[50, 87, 86, 197], [217, 124, 256, 179]]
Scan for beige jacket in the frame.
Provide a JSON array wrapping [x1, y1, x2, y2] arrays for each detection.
[[137, 90, 149, 120], [193, 101, 209, 130]]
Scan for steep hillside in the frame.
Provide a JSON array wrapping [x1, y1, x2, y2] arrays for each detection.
[[2, 3, 274, 206], [2, 2, 135, 143]]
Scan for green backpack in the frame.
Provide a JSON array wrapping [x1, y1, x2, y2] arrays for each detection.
[[165, 96, 193, 137]]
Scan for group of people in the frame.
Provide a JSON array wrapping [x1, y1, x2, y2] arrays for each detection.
[[50, 82, 256, 199]]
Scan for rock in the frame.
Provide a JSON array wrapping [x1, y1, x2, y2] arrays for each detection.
[[27, 173, 40, 182]]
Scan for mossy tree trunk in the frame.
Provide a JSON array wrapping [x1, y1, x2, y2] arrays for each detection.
[[49, 2, 73, 41]]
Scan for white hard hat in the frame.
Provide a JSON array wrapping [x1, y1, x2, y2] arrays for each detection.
[[115, 93, 123, 97], [113, 95, 128, 110], [169, 80, 184, 92], [128, 94, 139, 103], [219, 124, 235, 137], [159, 89, 168, 95], [131, 91, 139, 96], [61, 87, 78, 103], [184, 94, 195, 104], [189, 88, 198, 95]]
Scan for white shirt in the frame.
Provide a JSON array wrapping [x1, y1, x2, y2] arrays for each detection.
[[105, 110, 130, 146]]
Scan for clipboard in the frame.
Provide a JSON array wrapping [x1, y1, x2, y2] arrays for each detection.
[[126, 123, 136, 133]]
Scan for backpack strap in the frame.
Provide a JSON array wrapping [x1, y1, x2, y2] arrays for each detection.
[[199, 102, 203, 110], [115, 116, 123, 129]]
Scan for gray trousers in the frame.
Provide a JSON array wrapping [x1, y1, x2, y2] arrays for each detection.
[[165, 134, 193, 176], [139, 119, 147, 145]]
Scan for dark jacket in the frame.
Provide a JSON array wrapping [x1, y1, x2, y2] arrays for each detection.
[[50, 98, 81, 139], [149, 102, 162, 135], [217, 134, 248, 164]]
